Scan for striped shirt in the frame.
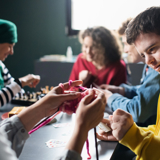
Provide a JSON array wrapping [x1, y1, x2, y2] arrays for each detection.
[[0, 61, 22, 107]]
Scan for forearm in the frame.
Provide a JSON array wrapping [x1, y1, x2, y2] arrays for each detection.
[[107, 93, 157, 123], [66, 125, 88, 154], [119, 83, 138, 98], [17, 101, 44, 132]]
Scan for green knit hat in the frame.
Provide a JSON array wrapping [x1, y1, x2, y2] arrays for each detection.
[[0, 19, 18, 44]]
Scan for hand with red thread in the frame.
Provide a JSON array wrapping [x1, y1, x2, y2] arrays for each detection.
[[66, 88, 106, 154], [35, 80, 83, 117], [18, 80, 83, 132]]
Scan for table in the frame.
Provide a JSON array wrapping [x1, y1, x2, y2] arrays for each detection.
[[19, 112, 118, 160], [0, 103, 136, 160]]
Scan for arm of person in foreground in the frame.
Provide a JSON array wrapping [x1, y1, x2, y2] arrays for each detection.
[[56, 88, 106, 160], [97, 108, 160, 160], [0, 80, 83, 158]]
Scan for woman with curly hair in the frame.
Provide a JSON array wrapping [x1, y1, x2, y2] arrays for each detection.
[[69, 26, 127, 87]]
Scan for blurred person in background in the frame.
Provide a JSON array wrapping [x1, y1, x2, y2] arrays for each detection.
[[69, 26, 126, 88], [0, 19, 40, 107]]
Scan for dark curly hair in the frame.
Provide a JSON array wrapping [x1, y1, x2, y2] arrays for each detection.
[[118, 18, 132, 36], [126, 6, 160, 45], [79, 26, 122, 66]]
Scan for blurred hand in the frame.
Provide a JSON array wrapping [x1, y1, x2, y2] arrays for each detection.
[[75, 88, 106, 132], [79, 70, 94, 87], [100, 84, 125, 96], [79, 70, 90, 81], [36, 80, 83, 117], [111, 109, 134, 141], [97, 118, 117, 141], [101, 89, 113, 100], [19, 74, 40, 88]]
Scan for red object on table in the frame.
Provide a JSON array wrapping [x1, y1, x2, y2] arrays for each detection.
[[1, 112, 9, 120]]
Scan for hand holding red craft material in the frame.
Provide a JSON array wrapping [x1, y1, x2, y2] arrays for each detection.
[[58, 82, 96, 115], [28, 80, 105, 160]]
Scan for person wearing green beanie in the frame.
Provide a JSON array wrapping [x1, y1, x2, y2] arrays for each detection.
[[0, 19, 40, 107], [0, 19, 17, 44]]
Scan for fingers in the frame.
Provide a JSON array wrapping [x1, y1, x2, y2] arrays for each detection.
[[80, 89, 95, 105], [109, 109, 134, 141], [96, 132, 117, 141], [23, 74, 40, 88], [56, 92, 81, 102], [101, 118, 110, 124], [89, 91, 106, 109], [59, 80, 83, 91], [99, 84, 108, 89]]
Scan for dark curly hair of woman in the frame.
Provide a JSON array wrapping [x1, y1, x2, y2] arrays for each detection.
[[79, 26, 122, 66]]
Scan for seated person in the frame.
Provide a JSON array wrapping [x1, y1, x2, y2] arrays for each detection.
[[100, 18, 160, 125], [97, 7, 160, 160], [0, 80, 106, 159], [69, 26, 127, 87], [0, 19, 40, 107]]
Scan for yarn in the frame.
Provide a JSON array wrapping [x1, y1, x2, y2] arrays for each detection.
[[58, 80, 95, 159]]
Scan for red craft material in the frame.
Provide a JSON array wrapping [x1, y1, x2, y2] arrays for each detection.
[[58, 80, 94, 159], [29, 80, 94, 159]]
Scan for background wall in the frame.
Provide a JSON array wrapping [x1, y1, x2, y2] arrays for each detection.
[[0, 0, 81, 79]]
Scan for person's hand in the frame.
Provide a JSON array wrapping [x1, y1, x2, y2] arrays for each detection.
[[100, 84, 125, 96], [36, 80, 83, 117], [79, 70, 91, 82], [66, 88, 106, 154], [75, 88, 106, 132], [110, 109, 134, 141], [102, 89, 113, 100], [19, 74, 40, 88], [79, 70, 95, 87], [18, 80, 83, 132], [97, 118, 117, 141]]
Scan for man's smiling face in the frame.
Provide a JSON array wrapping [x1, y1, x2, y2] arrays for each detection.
[[134, 32, 160, 73]]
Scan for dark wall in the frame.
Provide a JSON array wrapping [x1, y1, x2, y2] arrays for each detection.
[[0, 0, 81, 79]]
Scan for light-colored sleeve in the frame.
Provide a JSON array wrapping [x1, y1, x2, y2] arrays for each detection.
[[120, 123, 160, 160], [0, 115, 29, 157], [0, 129, 18, 160], [0, 61, 22, 107], [56, 149, 82, 160]]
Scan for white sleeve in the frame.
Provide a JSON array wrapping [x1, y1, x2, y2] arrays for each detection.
[[0, 61, 22, 107], [0, 129, 18, 160], [0, 81, 21, 107]]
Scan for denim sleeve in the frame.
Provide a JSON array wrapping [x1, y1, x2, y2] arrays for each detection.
[[0, 115, 29, 157], [107, 67, 160, 123]]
